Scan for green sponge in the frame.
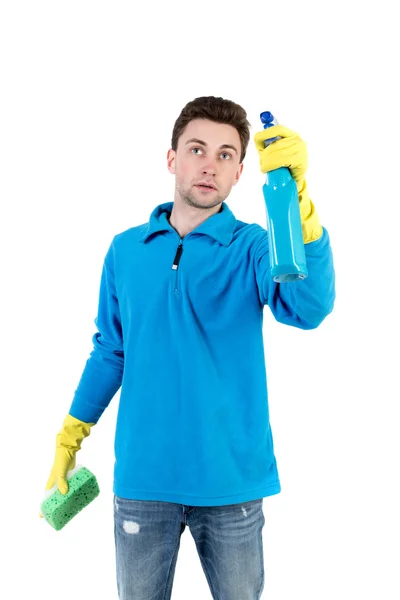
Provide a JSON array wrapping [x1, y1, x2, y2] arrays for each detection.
[[40, 465, 100, 531]]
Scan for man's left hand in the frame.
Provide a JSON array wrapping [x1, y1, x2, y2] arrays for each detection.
[[253, 125, 308, 193], [253, 124, 323, 244]]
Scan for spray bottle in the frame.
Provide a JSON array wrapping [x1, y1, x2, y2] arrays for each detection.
[[260, 110, 308, 282]]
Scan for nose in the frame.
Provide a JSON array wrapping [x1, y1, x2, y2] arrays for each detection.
[[202, 161, 217, 175]]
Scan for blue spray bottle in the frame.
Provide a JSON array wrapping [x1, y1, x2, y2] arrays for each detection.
[[260, 111, 308, 282]]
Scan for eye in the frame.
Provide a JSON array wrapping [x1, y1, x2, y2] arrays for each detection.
[[191, 147, 232, 159]]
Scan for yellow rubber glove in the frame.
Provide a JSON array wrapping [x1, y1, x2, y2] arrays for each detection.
[[42, 414, 95, 504], [253, 124, 323, 244]]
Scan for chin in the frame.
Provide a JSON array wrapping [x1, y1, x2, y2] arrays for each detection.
[[189, 196, 222, 209]]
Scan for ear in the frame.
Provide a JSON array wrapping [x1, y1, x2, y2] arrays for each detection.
[[233, 162, 244, 185], [167, 148, 176, 175]]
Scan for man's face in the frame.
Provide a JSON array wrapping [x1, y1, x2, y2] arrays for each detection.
[[167, 118, 244, 210]]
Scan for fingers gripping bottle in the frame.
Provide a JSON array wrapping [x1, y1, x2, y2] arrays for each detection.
[[260, 111, 308, 282]]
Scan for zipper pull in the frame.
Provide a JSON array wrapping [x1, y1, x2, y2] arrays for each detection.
[[172, 243, 183, 270]]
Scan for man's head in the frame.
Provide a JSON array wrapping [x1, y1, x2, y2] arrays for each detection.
[[167, 96, 251, 211]]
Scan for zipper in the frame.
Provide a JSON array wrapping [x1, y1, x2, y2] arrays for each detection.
[[172, 240, 183, 292]]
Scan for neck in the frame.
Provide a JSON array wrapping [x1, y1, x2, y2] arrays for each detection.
[[168, 197, 222, 239]]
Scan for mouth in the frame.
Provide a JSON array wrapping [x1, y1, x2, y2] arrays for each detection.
[[195, 183, 216, 192]]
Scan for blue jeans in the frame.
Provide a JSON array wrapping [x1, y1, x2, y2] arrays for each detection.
[[114, 494, 265, 600]]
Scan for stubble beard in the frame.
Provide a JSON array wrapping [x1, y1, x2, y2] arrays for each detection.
[[178, 182, 224, 211]]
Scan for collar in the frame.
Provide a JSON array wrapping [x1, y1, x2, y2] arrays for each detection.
[[139, 201, 237, 247]]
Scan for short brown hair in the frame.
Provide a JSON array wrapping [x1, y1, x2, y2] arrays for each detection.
[[171, 96, 251, 164]]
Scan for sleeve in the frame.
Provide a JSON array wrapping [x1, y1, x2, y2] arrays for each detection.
[[253, 226, 336, 329], [68, 238, 124, 423]]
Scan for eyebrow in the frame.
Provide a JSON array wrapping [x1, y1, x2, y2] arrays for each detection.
[[185, 137, 238, 155]]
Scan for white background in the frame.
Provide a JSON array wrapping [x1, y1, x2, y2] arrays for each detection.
[[1, 1, 399, 598]]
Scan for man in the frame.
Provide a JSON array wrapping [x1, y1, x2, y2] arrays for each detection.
[[42, 96, 335, 600]]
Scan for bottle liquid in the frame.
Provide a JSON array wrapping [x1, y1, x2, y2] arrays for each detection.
[[260, 110, 308, 282]]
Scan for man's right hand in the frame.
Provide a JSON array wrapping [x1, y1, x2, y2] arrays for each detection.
[[44, 414, 95, 496]]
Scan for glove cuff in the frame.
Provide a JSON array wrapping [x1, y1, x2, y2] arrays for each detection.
[[298, 179, 323, 244], [56, 413, 95, 451]]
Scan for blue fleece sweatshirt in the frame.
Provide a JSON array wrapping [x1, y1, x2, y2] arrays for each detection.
[[69, 200, 335, 506]]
